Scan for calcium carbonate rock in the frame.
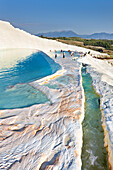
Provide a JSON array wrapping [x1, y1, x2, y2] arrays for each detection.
[[0, 57, 84, 170]]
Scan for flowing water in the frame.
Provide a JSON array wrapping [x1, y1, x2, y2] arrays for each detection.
[[81, 66, 109, 170]]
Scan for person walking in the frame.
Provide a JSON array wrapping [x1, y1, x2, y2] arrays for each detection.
[[55, 50, 57, 58], [63, 51, 65, 58]]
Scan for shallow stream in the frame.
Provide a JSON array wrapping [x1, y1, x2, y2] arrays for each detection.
[[81, 65, 109, 170]]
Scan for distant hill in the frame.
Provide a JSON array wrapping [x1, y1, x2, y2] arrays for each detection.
[[82, 33, 113, 40], [36, 31, 113, 40], [37, 31, 78, 38]]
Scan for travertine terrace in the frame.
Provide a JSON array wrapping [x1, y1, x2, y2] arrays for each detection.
[[0, 56, 84, 169], [0, 20, 113, 169]]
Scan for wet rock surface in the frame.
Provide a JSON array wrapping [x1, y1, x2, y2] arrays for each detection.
[[0, 57, 84, 169]]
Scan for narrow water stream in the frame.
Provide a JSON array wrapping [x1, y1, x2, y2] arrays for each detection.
[[81, 66, 109, 170]]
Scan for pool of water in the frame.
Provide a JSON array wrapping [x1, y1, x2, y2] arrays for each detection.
[[81, 66, 109, 170], [0, 49, 61, 109]]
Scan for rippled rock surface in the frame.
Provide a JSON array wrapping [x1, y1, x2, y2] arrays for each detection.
[[0, 57, 84, 169]]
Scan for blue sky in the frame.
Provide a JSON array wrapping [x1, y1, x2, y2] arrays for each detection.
[[0, 0, 113, 34]]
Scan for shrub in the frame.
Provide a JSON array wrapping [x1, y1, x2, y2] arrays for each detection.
[[97, 48, 103, 53]]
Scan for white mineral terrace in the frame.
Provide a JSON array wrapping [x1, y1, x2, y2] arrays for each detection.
[[0, 56, 84, 169], [0, 20, 112, 169]]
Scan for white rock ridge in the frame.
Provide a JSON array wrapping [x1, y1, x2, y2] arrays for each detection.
[[0, 20, 102, 55]]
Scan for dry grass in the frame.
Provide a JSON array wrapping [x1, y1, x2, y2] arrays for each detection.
[[57, 39, 84, 46]]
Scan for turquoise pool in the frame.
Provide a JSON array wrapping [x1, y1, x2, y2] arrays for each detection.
[[0, 49, 61, 109]]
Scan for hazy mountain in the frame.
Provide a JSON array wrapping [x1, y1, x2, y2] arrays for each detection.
[[36, 31, 113, 40], [37, 31, 78, 38], [83, 32, 113, 40]]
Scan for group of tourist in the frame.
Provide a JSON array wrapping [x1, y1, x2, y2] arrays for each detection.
[[55, 50, 65, 58], [49, 49, 84, 59]]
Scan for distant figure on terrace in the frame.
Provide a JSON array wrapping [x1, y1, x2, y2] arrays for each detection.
[[63, 51, 65, 58], [71, 51, 74, 56], [68, 50, 70, 53], [55, 50, 57, 58]]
